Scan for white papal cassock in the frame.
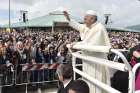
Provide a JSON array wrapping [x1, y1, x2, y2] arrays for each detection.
[[69, 20, 111, 93]]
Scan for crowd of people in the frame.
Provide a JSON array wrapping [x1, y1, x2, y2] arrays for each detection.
[[0, 29, 140, 67], [0, 29, 81, 86], [0, 29, 81, 66], [0, 28, 140, 93], [109, 31, 140, 49]]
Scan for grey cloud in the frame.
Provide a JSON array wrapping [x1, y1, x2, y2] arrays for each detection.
[[12, 0, 40, 5], [40, 0, 140, 27], [1, 0, 140, 26]]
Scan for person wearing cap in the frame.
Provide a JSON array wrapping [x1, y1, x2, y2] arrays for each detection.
[[64, 10, 111, 93]]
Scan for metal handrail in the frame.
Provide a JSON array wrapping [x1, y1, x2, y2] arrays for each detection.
[[73, 67, 121, 93], [67, 43, 135, 93], [135, 90, 140, 93], [132, 63, 140, 77], [72, 52, 126, 71], [110, 49, 134, 93], [110, 49, 132, 71], [67, 44, 111, 53]]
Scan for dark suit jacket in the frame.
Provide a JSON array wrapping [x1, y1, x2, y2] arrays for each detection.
[[57, 80, 73, 93]]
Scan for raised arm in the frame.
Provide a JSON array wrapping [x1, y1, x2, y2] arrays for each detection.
[[63, 11, 84, 32]]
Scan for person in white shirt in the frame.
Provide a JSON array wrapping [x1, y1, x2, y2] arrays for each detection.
[[64, 10, 111, 93]]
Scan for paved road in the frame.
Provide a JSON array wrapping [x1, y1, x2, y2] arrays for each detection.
[[1, 83, 57, 93]]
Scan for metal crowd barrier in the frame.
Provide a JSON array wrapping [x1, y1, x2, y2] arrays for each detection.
[[0, 64, 14, 87], [67, 44, 135, 93], [0, 64, 14, 93], [0, 63, 60, 93]]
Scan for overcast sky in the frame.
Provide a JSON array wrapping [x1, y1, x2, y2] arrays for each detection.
[[0, 0, 140, 27]]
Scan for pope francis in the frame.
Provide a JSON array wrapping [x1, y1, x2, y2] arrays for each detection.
[[64, 10, 111, 93]]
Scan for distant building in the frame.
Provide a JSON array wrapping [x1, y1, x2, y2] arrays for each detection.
[[127, 24, 140, 31], [1, 11, 82, 32], [1, 11, 140, 33]]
